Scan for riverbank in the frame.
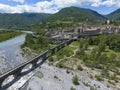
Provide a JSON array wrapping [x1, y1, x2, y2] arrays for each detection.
[[0, 30, 23, 42], [20, 63, 113, 90], [0, 34, 26, 74]]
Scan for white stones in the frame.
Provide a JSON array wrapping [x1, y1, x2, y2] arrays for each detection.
[[20, 64, 113, 90]]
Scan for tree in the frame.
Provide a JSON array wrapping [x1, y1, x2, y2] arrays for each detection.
[[98, 41, 106, 52]]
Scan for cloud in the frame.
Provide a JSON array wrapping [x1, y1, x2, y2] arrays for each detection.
[[101, 0, 120, 7], [0, 4, 14, 13], [0, 1, 59, 13], [54, 0, 102, 7], [0, 0, 120, 13], [9, 0, 25, 4]]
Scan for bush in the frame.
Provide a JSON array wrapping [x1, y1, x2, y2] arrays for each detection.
[[56, 62, 64, 68], [72, 75, 79, 85], [77, 64, 83, 71], [70, 87, 76, 90], [95, 75, 103, 81], [66, 69, 70, 74], [49, 57, 54, 62], [54, 75, 58, 79], [90, 86, 97, 90]]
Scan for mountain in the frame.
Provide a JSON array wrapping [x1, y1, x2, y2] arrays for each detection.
[[46, 6, 106, 22], [0, 7, 107, 30], [0, 13, 51, 29], [106, 9, 120, 20]]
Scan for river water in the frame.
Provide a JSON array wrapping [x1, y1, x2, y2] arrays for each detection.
[[0, 34, 26, 73]]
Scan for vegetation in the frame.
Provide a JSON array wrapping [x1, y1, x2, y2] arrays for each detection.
[[0, 13, 51, 29], [95, 75, 103, 81], [70, 87, 76, 90], [72, 75, 79, 85], [34, 71, 43, 78], [56, 61, 64, 68], [47, 6, 106, 23], [55, 46, 74, 59], [0, 30, 22, 42], [21, 30, 50, 53], [106, 8, 120, 20], [75, 34, 120, 81], [1, 6, 120, 30], [40, 6, 106, 30], [77, 64, 83, 71]]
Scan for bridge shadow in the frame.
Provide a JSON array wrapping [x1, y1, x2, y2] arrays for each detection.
[[1, 58, 48, 90]]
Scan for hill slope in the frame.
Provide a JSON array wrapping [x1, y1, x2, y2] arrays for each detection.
[[47, 6, 106, 22], [106, 9, 120, 20], [0, 13, 51, 28]]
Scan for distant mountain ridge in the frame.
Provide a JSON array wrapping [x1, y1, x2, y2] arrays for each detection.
[[1, 6, 120, 29], [46, 6, 107, 22], [0, 13, 51, 28]]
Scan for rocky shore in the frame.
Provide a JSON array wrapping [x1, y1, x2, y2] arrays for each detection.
[[20, 63, 113, 90]]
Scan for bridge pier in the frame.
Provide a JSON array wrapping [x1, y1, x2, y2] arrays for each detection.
[[60, 43, 65, 48], [66, 40, 71, 45], [57, 46, 61, 51], [32, 61, 38, 68], [14, 69, 22, 78], [42, 52, 47, 60], [0, 79, 5, 89], [51, 48, 55, 55]]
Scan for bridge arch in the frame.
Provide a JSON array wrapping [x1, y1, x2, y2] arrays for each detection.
[[36, 57, 43, 65], [21, 64, 33, 74], [1, 75, 15, 89]]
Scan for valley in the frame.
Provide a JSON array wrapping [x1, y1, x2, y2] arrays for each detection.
[[0, 6, 120, 90]]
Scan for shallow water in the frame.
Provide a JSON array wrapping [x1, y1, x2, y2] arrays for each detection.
[[0, 35, 26, 72]]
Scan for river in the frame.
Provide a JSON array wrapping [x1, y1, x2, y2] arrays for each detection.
[[0, 32, 30, 74]]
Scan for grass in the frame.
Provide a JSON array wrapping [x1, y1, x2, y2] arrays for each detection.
[[86, 45, 119, 57], [34, 71, 43, 78], [55, 45, 74, 59], [71, 41, 79, 46]]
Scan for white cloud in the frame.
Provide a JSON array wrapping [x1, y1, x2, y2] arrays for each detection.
[[54, 0, 102, 7], [0, 4, 14, 13], [0, 1, 59, 13], [0, 0, 120, 13], [9, 0, 25, 4], [101, 0, 120, 7]]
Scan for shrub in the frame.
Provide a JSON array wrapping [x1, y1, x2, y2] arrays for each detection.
[[49, 57, 54, 62], [72, 75, 79, 85], [95, 75, 103, 81], [66, 69, 70, 74], [77, 64, 83, 71], [56, 62, 64, 68], [54, 75, 58, 79], [70, 87, 76, 90]]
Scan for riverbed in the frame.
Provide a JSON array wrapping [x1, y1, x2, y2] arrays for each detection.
[[0, 34, 26, 74]]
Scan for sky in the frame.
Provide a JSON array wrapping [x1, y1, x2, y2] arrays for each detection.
[[0, 0, 120, 15]]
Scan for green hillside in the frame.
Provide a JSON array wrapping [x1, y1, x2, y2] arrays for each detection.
[[0, 6, 108, 30], [0, 13, 51, 29], [106, 9, 120, 20], [39, 6, 106, 30], [47, 6, 106, 22]]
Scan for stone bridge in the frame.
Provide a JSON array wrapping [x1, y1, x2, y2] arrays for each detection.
[[0, 27, 118, 89], [0, 38, 75, 89]]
